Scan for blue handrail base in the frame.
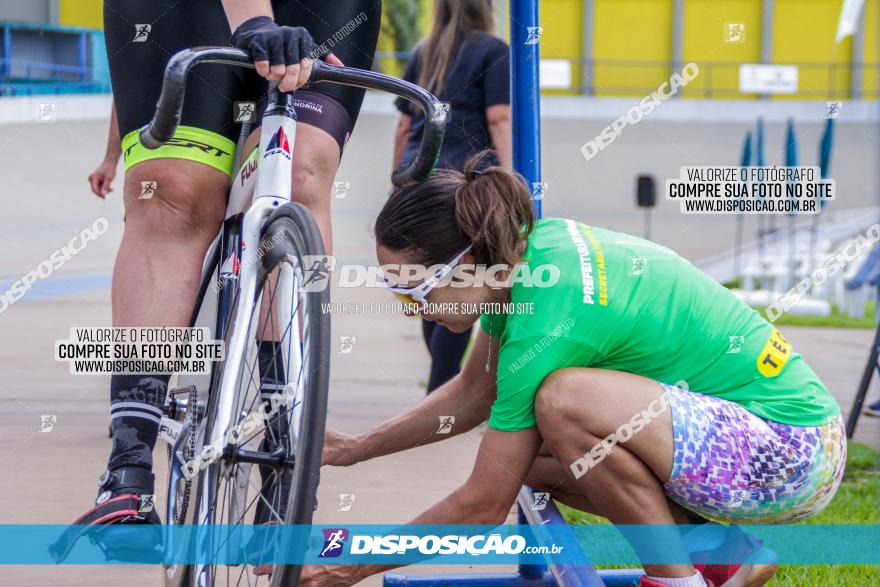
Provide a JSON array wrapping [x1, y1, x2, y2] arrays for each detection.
[[383, 570, 645, 587], [595, 570, 646, 586], [384, 571, 555, 586]]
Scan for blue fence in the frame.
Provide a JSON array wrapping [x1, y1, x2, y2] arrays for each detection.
[[0, 21, 110, 96]]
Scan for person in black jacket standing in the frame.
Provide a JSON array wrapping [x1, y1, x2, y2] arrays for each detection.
[[393, 0, 512, 393]]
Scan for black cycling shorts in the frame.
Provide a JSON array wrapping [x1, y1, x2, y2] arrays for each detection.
[[104, 0, 381, 176]]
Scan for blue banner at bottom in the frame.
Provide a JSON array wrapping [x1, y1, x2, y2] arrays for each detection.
[[9, 524, 880, 565]]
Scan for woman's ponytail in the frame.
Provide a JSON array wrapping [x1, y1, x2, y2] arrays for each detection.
[[453, 155, 535, 268], [375, 151, 535, 269]]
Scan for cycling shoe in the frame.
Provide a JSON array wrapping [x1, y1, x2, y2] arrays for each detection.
[[49, 466, 162, 563]]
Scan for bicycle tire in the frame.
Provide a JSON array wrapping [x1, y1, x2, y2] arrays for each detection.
[[263, 202, 332, 586], [177, 202, 330, 587]]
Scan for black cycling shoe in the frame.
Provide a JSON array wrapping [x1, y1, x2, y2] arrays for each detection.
[[49, 466, 162, 563]]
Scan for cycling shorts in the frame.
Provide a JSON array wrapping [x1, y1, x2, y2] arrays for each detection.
[[105, 0, 382, 176], [660, 384, 846, 524]]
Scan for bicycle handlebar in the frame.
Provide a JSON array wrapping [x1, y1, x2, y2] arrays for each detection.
[[139, 47, 446, 186]]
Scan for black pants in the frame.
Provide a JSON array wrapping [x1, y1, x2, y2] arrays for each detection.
[[421, 320, 473, 393], [104, 0, 382, 149]]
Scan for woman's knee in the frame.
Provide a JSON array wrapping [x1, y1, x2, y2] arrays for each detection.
[[290, 125, 340, 208], [534, 368, 604, 434], [123, 160, 228, 241]]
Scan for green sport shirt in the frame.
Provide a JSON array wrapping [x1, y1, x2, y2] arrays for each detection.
[[480, 218, 840, 432]]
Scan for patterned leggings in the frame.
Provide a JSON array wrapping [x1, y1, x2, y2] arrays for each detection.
[[660, 384, 846, 524]]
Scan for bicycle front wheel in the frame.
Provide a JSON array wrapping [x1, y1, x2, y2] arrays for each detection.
[[188, 202, 331, 587]]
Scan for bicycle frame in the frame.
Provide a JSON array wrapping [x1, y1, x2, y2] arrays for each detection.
[[210, 88, 299, 457], [158, 89, 307, 585], [142, 47, 446, 583]]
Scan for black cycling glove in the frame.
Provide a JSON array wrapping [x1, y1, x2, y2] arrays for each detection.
[[230, 16, 316, 66]]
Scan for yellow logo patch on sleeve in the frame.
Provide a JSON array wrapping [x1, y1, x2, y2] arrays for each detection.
[[757, 327, 792, 377]]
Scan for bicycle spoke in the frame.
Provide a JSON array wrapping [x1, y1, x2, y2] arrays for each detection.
[[237, 272, 303, 450], [248, 473, 283, 522], [189, 207, 328, 586], [236, 291, 304, 447]]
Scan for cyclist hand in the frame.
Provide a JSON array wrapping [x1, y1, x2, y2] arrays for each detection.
[[322, 429, 359, 467], [231, 16, 320, 92], [299, 564, 358, 586], [88, 157, 117, 198]]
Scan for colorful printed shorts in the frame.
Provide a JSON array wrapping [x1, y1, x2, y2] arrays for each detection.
[[660, 384, 846, 524]]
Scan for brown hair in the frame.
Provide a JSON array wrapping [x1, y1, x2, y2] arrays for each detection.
[[375, 153, 535, 270], [416, 0, 495, 95]]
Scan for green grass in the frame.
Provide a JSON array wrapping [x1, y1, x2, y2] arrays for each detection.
[[764, 308, 876, 329], [560, 441, 880, 586], [755, 299, 877, 329], [720, 278, 877, 329]]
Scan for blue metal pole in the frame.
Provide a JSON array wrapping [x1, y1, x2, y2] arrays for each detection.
[[517, 487, 609, 587], [510, 2, 546, 573], [517, 500, 547, 579], [510, 0, 542, 218], [3, 26, 12, 78], [755, 117, 766, 291], [78, 32, 88, 82]]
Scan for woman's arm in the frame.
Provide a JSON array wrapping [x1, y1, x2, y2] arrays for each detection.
[[221, 0, 341, 91], [392, 113, 412, 170], [105, 104, 121, 161], [324, 327, 498, 466], [220, 0, 272, 30], [304, 424, 542, 585], [88, 105, 120, 198], [486, 104, 512, 170]]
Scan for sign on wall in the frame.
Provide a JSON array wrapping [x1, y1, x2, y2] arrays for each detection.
[[539, 59, 572, 90], [739, 64, 799, 94]]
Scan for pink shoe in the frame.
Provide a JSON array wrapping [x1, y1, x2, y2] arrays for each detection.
[[640, 576, 715, 587], [695, 562, 777, 587], [690, 526, 778, 587]]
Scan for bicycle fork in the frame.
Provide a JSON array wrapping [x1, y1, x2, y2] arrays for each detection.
[[190, 89, 304, 585]]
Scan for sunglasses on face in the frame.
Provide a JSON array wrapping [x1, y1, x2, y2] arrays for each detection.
[[380, 246, 473, 313]]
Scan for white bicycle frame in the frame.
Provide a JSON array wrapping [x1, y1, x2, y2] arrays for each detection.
[[208, 107, 301, 457], [163, 93, 309, 586], [147, 47, 445, 584]]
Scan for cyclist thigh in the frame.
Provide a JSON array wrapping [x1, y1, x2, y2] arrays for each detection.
[[122, 160, 228, 241], [105, 0, 238, 137], [272, 0, 382, 129], [106, 0, 242, 177]]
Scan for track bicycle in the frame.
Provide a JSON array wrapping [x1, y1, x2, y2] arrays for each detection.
[[146, 46, 446, 587]]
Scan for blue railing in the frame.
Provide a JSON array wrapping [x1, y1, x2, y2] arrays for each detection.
[[0, 57, 110, 95], [0, 21, 110, 96], [374, 51, 880, 99]]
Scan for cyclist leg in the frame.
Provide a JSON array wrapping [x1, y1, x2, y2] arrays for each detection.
[[241, 4, 381, 560], [240, 0, 381, 406], [101, 0, 238, 510], [240, 0, 383, 255], [52, 1, 239, 559]]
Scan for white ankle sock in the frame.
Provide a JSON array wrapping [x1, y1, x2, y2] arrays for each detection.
[[646, 572, 708, 587]]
